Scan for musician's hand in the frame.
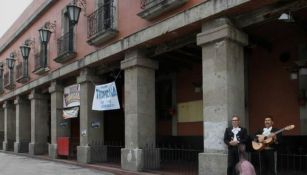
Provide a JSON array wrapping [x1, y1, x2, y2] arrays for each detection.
[[258, 137, 264, 143], [229, 140, 239, 146], [269, 133, 277, 140]]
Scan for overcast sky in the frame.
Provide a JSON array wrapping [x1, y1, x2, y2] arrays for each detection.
[[0, 0, 33, 38]]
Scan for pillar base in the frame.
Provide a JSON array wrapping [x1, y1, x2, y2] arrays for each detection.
[[121, 148, 144, 171], [2, 141, 8, 151], [48, 143, 58, 159], [77, 145, 91, 163], [199, 152, 227, 175], [14, 141, 29, 153], [29, 142, 48, 155]]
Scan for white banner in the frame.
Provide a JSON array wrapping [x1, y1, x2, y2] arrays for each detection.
[[63, 84, 80, 108], [92, 82, 120, 111], [63, 106, 79, 119]]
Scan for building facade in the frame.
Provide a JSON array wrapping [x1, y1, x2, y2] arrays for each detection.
[[0, 0, 306, 174]]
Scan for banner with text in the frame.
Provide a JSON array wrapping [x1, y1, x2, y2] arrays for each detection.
[[63, 84, 80, 119], [92, 82, 120, 111]]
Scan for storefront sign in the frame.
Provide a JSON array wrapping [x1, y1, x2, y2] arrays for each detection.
[[92, 82, 120, 111], [91, 121, 101, 128], [59, 121, 69, 127]]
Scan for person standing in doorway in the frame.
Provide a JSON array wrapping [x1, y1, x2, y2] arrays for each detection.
[[224, 115, 248, 175]]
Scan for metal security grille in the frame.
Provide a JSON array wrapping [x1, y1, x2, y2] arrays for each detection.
[[250, 147, 307, 175], [90, 140, 123, 164], [143, 144, 201, 175], [87, 1, 115, 38]]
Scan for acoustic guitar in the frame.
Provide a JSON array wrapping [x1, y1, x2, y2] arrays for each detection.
[[252, 125, 295, 151]]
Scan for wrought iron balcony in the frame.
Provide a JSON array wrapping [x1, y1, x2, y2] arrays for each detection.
[[15, 62, 29, 84], [0, 77, 3, 94], [54, 31, 76, 63], [87, 2, 118, 46], [33, 51, 49, 75], [140, 0, 165, 9], [4, 71, 15, 90], [138, 0, 188, 20]]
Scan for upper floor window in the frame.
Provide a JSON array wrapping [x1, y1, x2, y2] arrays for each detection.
[[87, 0, 118, 46], [138, 0, 188, 20], [54, 10, 76, 63]]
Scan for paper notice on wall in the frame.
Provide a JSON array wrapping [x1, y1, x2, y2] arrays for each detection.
[[92, 81, 120, 111]]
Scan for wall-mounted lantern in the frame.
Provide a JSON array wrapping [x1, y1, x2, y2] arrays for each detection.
[[66, 0, 87, 25]]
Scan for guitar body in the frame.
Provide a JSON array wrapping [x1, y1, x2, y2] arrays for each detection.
[[252, 125, 295, 151], [252, 135, 273, 151], [252, 141, 265, 151]]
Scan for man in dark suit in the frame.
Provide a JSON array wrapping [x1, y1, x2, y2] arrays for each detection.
[[254, 116, 282, 175], [224, 115, 248, 175]]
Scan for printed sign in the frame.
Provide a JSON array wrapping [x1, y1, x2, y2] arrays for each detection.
[[63, 84, 80, 119], [63, 84, 80, 108], [91, 121, 101, 128], [92, 82, 120, 111], [63, 106, 79, 119]]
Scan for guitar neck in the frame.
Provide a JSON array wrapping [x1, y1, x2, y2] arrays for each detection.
[[273, 128, 285, 135]]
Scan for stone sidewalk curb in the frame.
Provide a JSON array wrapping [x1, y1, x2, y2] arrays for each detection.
[[0, 150, 160, 175]]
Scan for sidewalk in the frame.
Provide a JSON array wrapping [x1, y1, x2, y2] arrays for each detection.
[[0, 150, 160, 175]]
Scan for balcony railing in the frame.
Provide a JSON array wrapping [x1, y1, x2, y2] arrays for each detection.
[[33, 51, 49, 75], [3, 72, 9, 87], [87, 2, 117, 42], [138, 0, 188, 19], [57, 32, 74, 56], [140, 0, 166, 9], [54, 31, 76, 63], [15, 63, 22, 80], [15, 62, 29, 83], [4, 71, 14, 90], [0, 77, 3, 93]]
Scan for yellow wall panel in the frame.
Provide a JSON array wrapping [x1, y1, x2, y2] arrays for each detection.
[[178, 100, 203, 122]]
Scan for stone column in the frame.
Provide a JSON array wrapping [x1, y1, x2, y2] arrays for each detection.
[[120, 49, 159, 171], [77, 68, 105, 163], [14, 96, 31, 153], [28, 90, 49, 155], [48, 81, 70, 158], [2, 101, 15, 151], [197, 18, 248, 175]]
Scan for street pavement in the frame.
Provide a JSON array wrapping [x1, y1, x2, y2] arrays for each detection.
[[0, 153, 113, 175]]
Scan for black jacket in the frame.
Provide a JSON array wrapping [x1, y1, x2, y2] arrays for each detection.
[[224, 127, 248, 147]]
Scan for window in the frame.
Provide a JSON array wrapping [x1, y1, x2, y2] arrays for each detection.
[[54, 9, 76, 63]]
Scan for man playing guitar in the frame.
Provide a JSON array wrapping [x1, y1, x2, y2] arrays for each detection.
[[253, 116, 282, 175]]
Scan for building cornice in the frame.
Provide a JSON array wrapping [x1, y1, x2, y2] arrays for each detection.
[[0, 0, 56, 54]]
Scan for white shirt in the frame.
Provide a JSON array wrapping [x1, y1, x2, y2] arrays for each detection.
[[232, 127, 241, 141], [262, 127, 272, 136]]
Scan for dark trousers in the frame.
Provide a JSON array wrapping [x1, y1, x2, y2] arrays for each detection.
[[227, 146, 239, 175], [260, 150, 276, 175]]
